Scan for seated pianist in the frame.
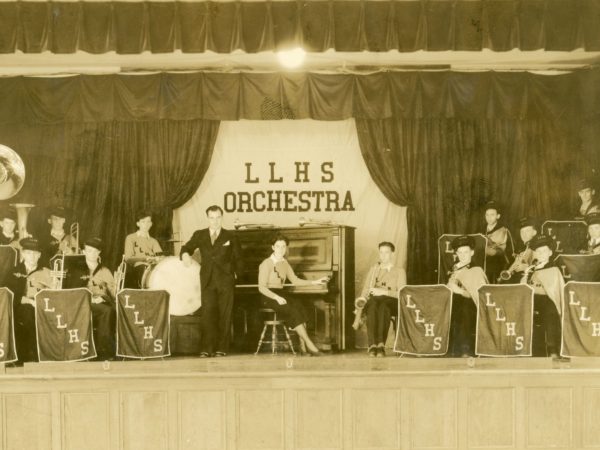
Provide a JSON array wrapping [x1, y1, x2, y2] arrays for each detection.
[[575, 178, 600, 220], [257, 234, 329, 356], [0, 207, 19, 248], [581, 213, 600, 255], [520, 234, 564, 357], [7, 238, 53, 363], [446, 235, 489, 357], [79, 237, 116, 360], [124, 210, 163, 288], [482, 201, 513, 283], [500, 217, 538, 283], [355, 241, 406, 358]]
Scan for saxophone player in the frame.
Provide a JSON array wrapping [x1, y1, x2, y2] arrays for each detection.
[[446, 235, 488, 357], [7, 238, 52, 363], [482, 201, 513, 283], [499, 217, 538, 283], [520, 234, 564, 358]]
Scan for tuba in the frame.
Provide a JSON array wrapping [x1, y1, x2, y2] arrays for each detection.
[[0, 144, 33, 241]]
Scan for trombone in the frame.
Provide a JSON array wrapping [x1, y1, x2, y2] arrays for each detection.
[[70, 222, 80, 254], [114, 256, 127, 296]]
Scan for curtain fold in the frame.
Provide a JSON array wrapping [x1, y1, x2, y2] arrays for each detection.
[[0, 120, 219, 268], [1, 0, 599, 54], [1, 70, 597, 124], [356, 118, 581, 284]]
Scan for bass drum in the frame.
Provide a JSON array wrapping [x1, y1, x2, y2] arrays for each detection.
[[144, 256, 202, 316]]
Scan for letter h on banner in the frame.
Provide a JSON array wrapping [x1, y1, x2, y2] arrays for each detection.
[[116, 289, 170, 359], [35, 288, 97, 362]]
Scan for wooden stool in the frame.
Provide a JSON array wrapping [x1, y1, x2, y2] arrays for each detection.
[[255, 308, 296, 355]]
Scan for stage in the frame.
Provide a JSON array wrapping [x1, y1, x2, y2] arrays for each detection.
[[2, 353, 600, 450]]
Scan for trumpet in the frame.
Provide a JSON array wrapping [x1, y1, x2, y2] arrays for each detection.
[[50, 256, 66, 289], [114, 256, 127, 296]]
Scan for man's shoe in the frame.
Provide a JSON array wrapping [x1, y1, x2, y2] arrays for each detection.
[[376, 347, 385, 358], [215, 351, 227, 357], [368, 347, 377, 357], [199, 352, 209, 358]]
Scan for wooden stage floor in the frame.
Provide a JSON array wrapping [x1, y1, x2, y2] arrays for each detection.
[[2, 353, 600, 449]]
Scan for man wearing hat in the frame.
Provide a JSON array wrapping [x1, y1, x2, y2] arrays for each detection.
[[78, 237, 116, 359], [0, 207, 18, 247], [8, 237, 53, 362], [42, 206, 77, 266], [520, 234, 564, 357], [446, 235, 489, 357], [123, 209, 163, 288], [500, 217, 539, 283], [482, 201, 514, 283], [575, 178, 600, 220], [582, 213, 600, 255]]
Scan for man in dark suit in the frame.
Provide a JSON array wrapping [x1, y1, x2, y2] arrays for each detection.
[[180, 205, 242, 357]]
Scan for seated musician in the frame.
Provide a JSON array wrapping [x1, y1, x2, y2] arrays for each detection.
[[446, 235, 489, 357], [482, 201, 513, 283], [257, 234, 329, 356], [81, 237, 116, 360], [42, 206, 77, 265], [581, 213, 600, 255], [8, 238, 52, 363], [520, 234, 564, 357], [356, 241, 406, 358], [500, 217, 538, 283], [575, 178, 600, 220], [0, 207, 18, 247], [124, 210, 163, 288]]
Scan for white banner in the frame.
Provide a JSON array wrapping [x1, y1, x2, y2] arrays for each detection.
[[174, 119, 407, 293]]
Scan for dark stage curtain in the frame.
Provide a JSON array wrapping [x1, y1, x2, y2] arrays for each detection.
[[1, 0, 600, 54], [0, 71, 588, 123], [356, 118, 583, 284], [0, 120, 219, 268]]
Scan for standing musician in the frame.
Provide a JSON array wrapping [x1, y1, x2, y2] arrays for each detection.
[[446, 235, 489, 357], [575, 178, 600, 220], [0, 207, 18, 247], [482, 201, 513, 283], [355, 242, 406, 357], [257, 234, 329, 356], [520, 234, 564, 357], [8, 238, 52, 363], [581, 213, 600, 255], [79, 237, 116, 360], [180, 205, 243, 358], [123, 210, 163, 288], [500, 217, 538, 283], [42, 206, 77, 265]]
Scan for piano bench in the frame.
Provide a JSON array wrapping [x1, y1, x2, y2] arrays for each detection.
[[255, 308, 296, 356]]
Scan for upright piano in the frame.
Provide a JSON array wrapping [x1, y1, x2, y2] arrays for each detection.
[[234, 225, 355, 351]]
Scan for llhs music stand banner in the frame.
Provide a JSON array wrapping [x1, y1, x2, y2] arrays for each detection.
[[116, 289, 170, 359], [475, 285, 534, 357], [0, 288, 18, 363], [394, 285, 452, 356], [35, 288, 96, 362], [542, 221, 588, 255], [556, 254, 600, 283], [561, 282, 600, 357]]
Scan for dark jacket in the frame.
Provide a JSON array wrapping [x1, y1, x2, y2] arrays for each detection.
[[180, 228, 243, 288]]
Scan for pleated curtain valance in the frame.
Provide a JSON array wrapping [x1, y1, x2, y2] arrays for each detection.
[[2, 69, 600, 124], [1, 0, 599, 54]]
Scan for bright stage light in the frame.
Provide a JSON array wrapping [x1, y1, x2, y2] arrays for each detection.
[[277, 48, 306, 68]]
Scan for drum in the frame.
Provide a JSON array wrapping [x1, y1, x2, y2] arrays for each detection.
[[143, 256, 202, 316]]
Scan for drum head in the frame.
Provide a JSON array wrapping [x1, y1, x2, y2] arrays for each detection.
[[146, 256, 201, 316]]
